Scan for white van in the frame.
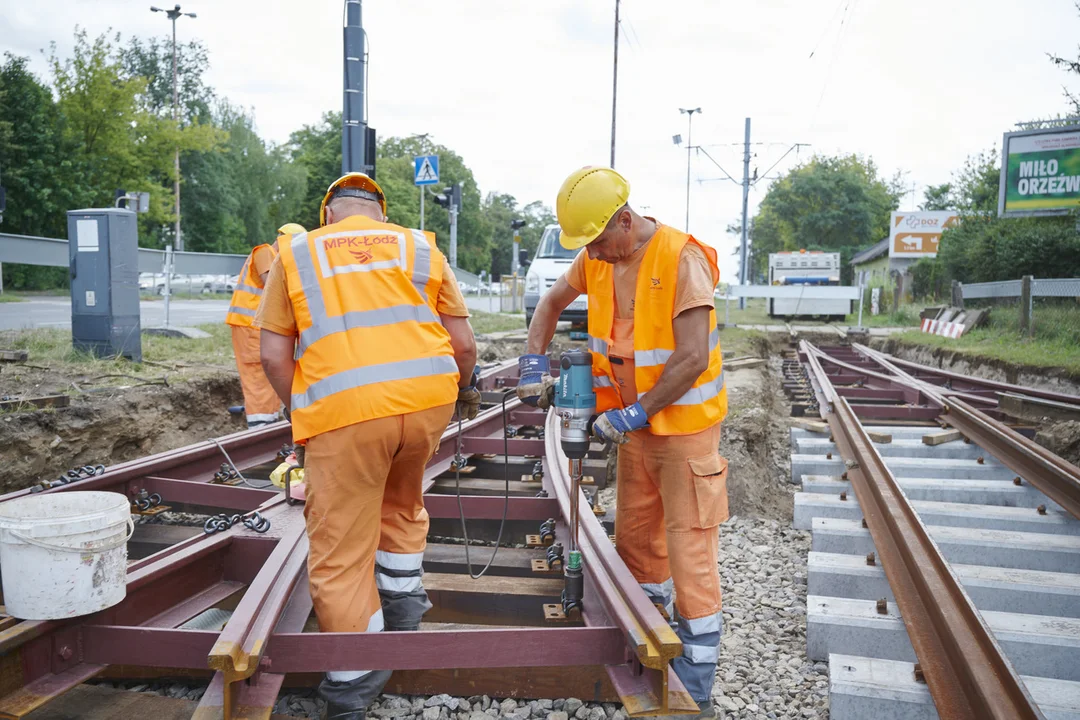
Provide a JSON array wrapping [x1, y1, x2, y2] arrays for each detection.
[[524, 224, 588, 328]]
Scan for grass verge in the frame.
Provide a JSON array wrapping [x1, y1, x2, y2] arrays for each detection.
[[718, 326, 768, 358], [2, 323, 236, 383], [471, 311, 525, 335], [0, 294, 27, 303], [893, 327, 1080, 375]]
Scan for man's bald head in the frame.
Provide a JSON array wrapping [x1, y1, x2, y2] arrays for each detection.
[[325, 196, 386, 224]]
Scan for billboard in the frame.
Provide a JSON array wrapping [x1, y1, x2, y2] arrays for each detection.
[[999, 125, 1080, 217], [888, 211, 960, 259]]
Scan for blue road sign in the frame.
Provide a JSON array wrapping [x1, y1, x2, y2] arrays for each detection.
[[414, 155, 439, 186]]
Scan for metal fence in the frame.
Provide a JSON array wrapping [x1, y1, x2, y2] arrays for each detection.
[[0, 231, 488, 297], [959, 276, 1080, 343], [724, 284, 864, 325]]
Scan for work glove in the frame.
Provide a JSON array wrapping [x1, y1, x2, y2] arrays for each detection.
[[517, 354, 556, 409], [456, 386, 482, 420], [592, 402, 649, 445]]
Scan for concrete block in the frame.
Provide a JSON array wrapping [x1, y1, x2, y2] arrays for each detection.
[[798, 475, 1058, 510], [791, 426, 942, 443], [811, 518, 1080, 574], [807, 595, 1080, 681], [791, 454, 1012, 484], [828, 654, 1080, 720], [793, 437, 990, 461], [794, 493, 1080, 535], [809, 551, 1080, 618]]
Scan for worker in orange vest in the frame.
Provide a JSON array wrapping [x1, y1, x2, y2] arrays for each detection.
[[257, 173, 479, 720], [225, 223, 305, 427], [518, 167, 728, 719]]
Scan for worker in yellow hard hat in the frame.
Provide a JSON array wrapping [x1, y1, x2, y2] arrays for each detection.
[[225, 222, 306, 427], [256, 172, 479, 720], [518, 166, 728, 719]]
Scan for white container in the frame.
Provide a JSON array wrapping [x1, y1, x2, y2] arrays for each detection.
[[0, 491, 134, 620]]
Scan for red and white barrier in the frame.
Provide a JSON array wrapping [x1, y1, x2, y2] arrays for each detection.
[[921, 318, 964, 338]]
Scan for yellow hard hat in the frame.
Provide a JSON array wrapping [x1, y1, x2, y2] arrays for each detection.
[[319, 172, 387, 226], [277, 223, 306, 236], [556, 166, 630, 250]]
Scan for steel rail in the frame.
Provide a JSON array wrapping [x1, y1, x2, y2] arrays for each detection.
[[543, 411, 697, 717], [882, 352, 1080, 407], [800, 341, 1045, 720], [850, 343, 1080, 521]]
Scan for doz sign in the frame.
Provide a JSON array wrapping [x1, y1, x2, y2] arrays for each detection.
[[888, 211, 959, 259]]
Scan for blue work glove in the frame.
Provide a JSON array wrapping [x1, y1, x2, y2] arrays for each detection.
[[516, 354, 556, 409], [592, 402, 649, 445]]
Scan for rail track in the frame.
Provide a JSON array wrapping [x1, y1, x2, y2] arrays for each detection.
[[0, 359, 696, 720], [788, 343, 1080, 719]]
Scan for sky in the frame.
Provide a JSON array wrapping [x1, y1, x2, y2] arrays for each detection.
[[3, 0, 1079, 281]]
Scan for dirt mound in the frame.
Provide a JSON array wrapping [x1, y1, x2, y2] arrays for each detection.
[[0, 375, 244, 494], [720, 356, 796, 521], [1036, 421, 1080, 467]]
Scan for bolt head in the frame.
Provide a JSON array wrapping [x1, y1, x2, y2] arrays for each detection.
[[58, 646, 73, 661]]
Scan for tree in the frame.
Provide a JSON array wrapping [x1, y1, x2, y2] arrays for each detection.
[[748, 154, 902, 282], [286, 112, 342, 230], [48, 28, 219, 247], [0, 53, 75, 288], [920, 183, 953, 211], [118, 35, 215, 123]]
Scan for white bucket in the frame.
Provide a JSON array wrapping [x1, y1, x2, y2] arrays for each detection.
[[0, 491, 134, 620]]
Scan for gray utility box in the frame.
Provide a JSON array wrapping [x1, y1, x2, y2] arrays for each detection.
[[67, 209, 142, 361]]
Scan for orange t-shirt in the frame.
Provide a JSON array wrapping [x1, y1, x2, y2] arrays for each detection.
[[251, 245, 275, 279], [563, 224, 717, 405], [255, 252, 470, 337]]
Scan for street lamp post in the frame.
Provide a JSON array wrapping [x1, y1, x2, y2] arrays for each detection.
[[678, 107, 701, 233], [150, 4, 196, 252]]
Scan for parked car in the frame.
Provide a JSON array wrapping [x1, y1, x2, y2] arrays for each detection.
[[524, 224, 586, 328]]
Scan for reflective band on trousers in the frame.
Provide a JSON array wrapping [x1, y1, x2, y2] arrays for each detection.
[[639, 371, 724, 406], [290, 229, 435, 359], [683, 643, 720, 664], [228, 306, 257, 318], [376, 549, 424, 570], [633, 328, 720, 368], [375, 574, 423, 593], [326, 609, 385, 682], [292, 354, 458, 411], [681, 611, 721, 636]]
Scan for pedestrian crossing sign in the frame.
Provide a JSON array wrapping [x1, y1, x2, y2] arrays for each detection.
[[414, 155, 439, 186]]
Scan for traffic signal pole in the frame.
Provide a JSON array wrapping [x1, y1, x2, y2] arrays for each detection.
[[449, 203, 458, 269]]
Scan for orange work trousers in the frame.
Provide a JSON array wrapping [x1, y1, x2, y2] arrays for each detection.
[[614, 422, 728, 620], [230, 325, 280, 425], [303, 402, 455, 636]]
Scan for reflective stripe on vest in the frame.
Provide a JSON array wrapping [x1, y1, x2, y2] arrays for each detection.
[[292, 354, 458, 411], [583, 225, 726, 435], [290, 230, 437, 358], [278, 217, 459, 442], [226, 245, 275, 328], [633, 328, 719, 368], [639, 370, 725, 406]]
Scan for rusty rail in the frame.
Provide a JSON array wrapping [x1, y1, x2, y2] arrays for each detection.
[[851, 343, 1080, 521], [800, 341, 1045, 720]]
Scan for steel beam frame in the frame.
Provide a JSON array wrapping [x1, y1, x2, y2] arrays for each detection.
[[0, 359, 690, 719]]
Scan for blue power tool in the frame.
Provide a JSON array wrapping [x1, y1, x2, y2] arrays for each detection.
[[554, 349, 596, 615]]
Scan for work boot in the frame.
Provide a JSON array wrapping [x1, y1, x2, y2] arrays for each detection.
[[323, 701, 366, 720], [653, 700, 717, 720]]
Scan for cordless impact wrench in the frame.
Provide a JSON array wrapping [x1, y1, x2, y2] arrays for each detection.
[[553, 348, 596, 615]]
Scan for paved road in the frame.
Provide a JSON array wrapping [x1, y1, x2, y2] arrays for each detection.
[[0, 296, 229, 330]]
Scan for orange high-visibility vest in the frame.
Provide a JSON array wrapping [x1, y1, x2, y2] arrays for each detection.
[[277, 215, 459, 442], [226, 243, 278, 328], [584, 224, 726, 435]]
